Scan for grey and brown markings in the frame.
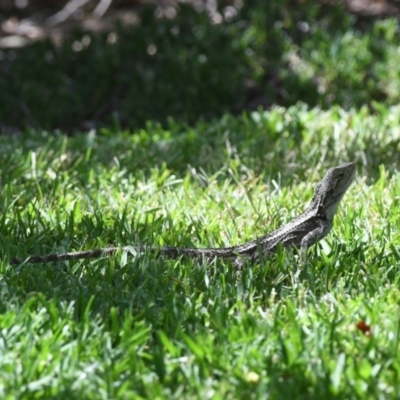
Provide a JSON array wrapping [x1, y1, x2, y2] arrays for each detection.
[[11, 162, 356, 266]]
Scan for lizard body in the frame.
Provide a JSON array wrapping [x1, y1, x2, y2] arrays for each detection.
[[10, 162, 356, 266]]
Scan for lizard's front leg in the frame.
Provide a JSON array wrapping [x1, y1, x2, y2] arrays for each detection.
[[300, 219, 332, 252]]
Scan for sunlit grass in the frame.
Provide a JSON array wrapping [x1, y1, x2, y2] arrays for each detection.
[[1, 107, 400, 398]]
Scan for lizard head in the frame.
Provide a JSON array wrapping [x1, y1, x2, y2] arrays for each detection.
[[312, 162, 356, 221]]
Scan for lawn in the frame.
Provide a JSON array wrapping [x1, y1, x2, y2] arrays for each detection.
[[2, 1, 400, 398], [1, 106, 400, 398]]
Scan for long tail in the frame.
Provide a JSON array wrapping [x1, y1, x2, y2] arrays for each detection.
[[10, 247, 121, 265], [10, 245, 236, 265]]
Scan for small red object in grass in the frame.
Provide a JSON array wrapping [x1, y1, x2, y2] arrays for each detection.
[[356, 320, 372, 336]]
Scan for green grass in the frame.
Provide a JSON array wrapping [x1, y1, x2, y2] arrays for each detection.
[[3, 2, 400, 130], [1, 106, 400, 398]]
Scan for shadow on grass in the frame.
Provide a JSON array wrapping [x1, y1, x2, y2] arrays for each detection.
[[0, 1, 394, 132]]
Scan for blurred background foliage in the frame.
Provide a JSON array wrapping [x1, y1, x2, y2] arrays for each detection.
[[1, 0, 400, 132]]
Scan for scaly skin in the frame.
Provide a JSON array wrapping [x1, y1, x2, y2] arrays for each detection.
[[10, 162, 356, 266]]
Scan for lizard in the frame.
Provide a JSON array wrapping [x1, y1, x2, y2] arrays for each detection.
[[10, 162, 356, 266]]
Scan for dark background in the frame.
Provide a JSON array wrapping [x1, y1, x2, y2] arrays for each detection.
[[1, 0, 400, 132]]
